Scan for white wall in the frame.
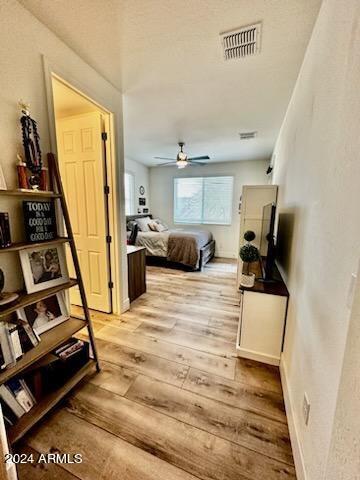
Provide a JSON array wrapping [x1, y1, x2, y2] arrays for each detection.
[[125, 158, 150, 214], [325, 262, 360, 480], [0, 0, 128, 311], [272, 1, 360, 479], [150, 160, 268, 258]]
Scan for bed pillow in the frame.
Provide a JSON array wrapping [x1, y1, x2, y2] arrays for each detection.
[[152, 218, 169, 231], [135, 216, 152, 232], [126, 220, 136, 231], [156, 223, 168, 232], [128, 223, 139, 245], [148, 221, 158, 232]]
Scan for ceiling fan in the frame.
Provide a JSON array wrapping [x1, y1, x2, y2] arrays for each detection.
[[154, 142, 210, 168]]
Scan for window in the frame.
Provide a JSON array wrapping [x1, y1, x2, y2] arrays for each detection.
[[174, 176, 233, 225], [124, 172, 135, 215]]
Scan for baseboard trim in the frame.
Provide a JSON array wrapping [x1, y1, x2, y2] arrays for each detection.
[[280, 357, 307, 480], [121, 297, 130, 313], [215, 251, 236, 259], [236, 347, 280, 366]]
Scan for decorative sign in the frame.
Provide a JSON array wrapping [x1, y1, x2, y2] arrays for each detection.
[[23, 201, 57, 243]]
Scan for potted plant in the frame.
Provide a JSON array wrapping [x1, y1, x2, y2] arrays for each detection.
[[239, 231, 259, 288]]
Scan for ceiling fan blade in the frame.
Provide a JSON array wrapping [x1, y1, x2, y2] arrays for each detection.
[[158, 162, 177, 166], [154, 156, 176, 161], [187, 155, 210, 161], [188, 161, 206, 166]]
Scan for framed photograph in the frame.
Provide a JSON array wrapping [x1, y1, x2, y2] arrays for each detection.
[[139, 197, 146, 206], [0, 165, 6, 190], [17, 292, 69, 335], [19, 244, 69, 293]]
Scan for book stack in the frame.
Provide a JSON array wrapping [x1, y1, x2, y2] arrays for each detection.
[[0, 339, 90, 430], [0, 378, 36, 427], [54, 338, 85, 360], [0, 320, 40, 370]]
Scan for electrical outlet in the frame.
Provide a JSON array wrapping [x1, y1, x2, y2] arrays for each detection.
[[302, 393, 310, 426]]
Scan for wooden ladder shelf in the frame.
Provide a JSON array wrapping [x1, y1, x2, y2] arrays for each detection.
[[0, 152, 100, 453]]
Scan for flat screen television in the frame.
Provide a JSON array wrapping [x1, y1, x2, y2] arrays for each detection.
[[259, 203, 276, 281]]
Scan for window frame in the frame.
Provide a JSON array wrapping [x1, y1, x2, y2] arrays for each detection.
[[173, 175, 234, 226], [124, 171, 135, 216]]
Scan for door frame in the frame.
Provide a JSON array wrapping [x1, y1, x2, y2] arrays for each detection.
[[43, 57, 122, 314]]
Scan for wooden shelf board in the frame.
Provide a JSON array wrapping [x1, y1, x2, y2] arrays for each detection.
[[0, 189, 61, 198], [8, 360, 96, 444], [0, 317, 87, 384], [0, 279, 78, 319], [0, 237, 70, 253]]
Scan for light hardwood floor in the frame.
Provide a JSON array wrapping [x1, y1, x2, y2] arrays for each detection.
[[16, 258, 295, 480]]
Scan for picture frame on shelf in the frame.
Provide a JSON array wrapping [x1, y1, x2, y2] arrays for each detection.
[[19, 243, 69, 294], [0, 212, 11, 248], [17, 291, 69, 335], [0, 165, 6, 190]]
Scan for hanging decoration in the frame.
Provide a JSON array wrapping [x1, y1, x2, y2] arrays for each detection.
[[19, 100, 43, 189]]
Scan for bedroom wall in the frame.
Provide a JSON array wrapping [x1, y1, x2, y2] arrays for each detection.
[[0, 0, 128, 311], [150, 159, 268, 258], [271, 1, 360, 478], [125, 158, 150, 213]]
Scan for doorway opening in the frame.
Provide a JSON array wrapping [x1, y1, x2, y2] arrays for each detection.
[[51, 75, 118, 314]]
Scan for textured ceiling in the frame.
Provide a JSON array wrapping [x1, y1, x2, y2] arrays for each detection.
[[20, 0, 322, 166]]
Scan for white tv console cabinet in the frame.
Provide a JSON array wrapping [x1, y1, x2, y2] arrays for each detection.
[[237, 260, 289, 366]]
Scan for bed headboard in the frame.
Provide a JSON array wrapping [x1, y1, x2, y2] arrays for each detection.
[[126, 213, 153, 223]]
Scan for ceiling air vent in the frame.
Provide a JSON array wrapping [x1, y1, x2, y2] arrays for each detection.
[[239, 131, 258, 140], [220, 23, 261, 60]]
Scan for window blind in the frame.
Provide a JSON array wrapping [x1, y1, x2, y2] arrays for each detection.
[[174, 176, 233, 225]]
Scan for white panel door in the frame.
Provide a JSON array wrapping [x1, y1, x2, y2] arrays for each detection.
[[56, 112, 111, 313]]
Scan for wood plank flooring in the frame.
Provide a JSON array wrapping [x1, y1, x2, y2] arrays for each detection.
[[16, 258, 295, 480]]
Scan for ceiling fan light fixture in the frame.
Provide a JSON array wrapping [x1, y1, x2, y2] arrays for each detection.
[[177, 160, 188, 168]]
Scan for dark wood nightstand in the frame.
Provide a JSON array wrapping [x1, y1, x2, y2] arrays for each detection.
[[127, 245, 146, 302]]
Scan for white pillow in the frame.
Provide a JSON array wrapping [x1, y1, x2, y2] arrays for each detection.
[[136, 216, 152, 232], [153, 218, 169, 230], [148, 221, 158, 232], [147, 220, 168, 232], [156, 223, 168, 232]]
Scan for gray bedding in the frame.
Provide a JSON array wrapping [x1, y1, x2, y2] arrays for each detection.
[[135, 228, 212, 269]]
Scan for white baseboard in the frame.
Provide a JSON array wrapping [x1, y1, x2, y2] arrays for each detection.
[[280, 357, 307, 480], [121, 297, 130, 313], [215, 251, 236, 259], [236, 347, 280, 366]]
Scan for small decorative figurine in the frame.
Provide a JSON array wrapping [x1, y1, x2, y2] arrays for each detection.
[[19, 100, 42, 189], [16, 153, 29, 190]]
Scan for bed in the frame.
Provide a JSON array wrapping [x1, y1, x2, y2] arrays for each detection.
[[126, 214, 215, 270]]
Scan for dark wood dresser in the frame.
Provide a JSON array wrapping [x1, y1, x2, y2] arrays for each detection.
[[127, 245, 146, 302]]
